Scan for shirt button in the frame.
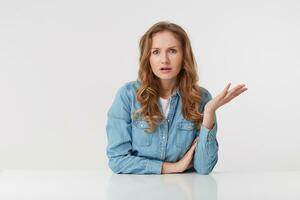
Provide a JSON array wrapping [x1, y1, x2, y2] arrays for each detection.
[[162, 136, 165, 139], [167, 119, 170, 122]]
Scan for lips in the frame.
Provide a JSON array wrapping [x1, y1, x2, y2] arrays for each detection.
[[160, 67, 172, 70], [159, 67, 172, 74]]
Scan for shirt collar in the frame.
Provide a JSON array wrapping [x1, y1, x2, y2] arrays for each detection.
[[170, 87, 181, 99]]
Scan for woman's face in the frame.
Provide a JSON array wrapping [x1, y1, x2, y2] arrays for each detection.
[[149, 31, 183, 83]]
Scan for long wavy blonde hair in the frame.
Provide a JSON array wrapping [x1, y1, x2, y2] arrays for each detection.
[[132, 21, 204, 133]]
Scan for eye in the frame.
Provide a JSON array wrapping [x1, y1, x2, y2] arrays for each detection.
[[170, 49, 177, 53], [152, 50, 159, 55]]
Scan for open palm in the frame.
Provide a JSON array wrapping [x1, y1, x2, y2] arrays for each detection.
[[204, 83, 248, 112]]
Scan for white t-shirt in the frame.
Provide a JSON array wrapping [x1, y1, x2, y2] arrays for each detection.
[[159, 89, 178, 118], [159, 97, 171, 118]]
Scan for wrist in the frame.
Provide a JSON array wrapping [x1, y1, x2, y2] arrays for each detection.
[[162, 162, 178, 174], [204, 108, 216, 115]]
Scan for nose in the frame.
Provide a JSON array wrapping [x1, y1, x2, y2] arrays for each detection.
[[161, 52, 170, 64]]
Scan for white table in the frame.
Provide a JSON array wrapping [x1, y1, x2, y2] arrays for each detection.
[[0, 169, 299, 200]]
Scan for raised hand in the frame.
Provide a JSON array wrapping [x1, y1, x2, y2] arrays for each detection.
[[204, 83, 248, 113]]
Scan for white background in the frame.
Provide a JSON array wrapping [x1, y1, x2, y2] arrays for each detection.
[[0, 0, 299, 172]]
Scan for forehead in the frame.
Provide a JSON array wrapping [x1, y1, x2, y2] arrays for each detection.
[[151, 31, 181, 48]]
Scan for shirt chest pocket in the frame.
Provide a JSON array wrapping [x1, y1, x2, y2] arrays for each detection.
[[176, 120, 196, 149], [132, 120, 153, 147]]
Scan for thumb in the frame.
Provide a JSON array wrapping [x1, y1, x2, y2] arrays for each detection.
[[192, 137, 199, 144], [189, 138, 199, 153], [221, 83, 231, 97]]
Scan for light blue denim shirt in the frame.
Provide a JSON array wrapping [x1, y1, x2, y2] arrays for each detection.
[[106, 80, 218, 175]]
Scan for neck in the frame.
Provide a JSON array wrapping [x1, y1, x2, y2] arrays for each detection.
[[159, 79, 177, 99]]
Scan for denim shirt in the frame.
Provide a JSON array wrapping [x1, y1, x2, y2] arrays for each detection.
[[106, 80, 218, 175]]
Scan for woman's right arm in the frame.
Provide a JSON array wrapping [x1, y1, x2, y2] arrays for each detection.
[[106, 85, 163, 174]]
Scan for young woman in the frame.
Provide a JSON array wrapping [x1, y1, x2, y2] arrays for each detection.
[[106, 21, 247, 175]]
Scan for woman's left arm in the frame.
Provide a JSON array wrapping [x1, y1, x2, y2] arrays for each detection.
[[193, 83, 247, 175]]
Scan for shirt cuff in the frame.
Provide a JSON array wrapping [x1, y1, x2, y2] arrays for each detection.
[[200, 122, 217, 142], [146, 159, 163, 174]]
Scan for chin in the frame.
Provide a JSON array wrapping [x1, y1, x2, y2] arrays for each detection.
[[157, 75, 177, 80]]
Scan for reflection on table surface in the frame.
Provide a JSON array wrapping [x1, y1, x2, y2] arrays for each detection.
[[108, 171, 217, 200]]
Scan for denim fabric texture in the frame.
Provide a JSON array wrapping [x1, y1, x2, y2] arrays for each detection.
[[106, 80, 218, 174]]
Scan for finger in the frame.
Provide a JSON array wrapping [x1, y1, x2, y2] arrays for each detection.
[[184, 137, 199, 157], [192, 137, 199, 144], [220, 83, 231, 97], [225, 83, 231, 91], [232, 87, 247, 98], [189, 139, 198, 152], [225, 85, 247, 102], [184, 137, 199, 158], [226, 84, 245, 95], [225, 84, 246, 100], [191, 137, 199, 148], [185, 142, 197, 158]]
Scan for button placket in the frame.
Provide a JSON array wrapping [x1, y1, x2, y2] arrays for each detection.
[[160, 121, 168, 160]]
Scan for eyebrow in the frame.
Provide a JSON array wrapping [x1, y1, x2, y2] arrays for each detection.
[[151, 46, 178, 49]]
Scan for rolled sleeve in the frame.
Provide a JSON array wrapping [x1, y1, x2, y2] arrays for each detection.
[[194, 87, 219, 175], [199, 120, 218, 142], [146, 159, 163, 174]]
